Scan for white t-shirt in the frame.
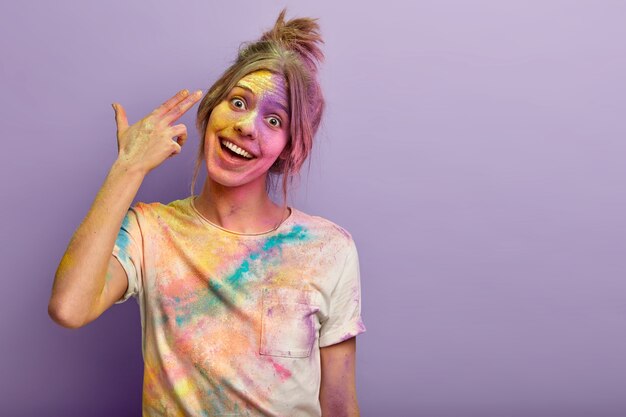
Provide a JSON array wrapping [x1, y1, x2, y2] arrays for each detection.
[[113, 196, 366, 417]]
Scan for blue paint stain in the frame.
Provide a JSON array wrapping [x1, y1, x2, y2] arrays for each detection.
[[174, 279, 224, 325], [208, 280, 222, 291], [223, 225, 309, 290], [174, 224, 310, 326], [226, 260, 250, 287], [114, 213, 133, 263], [262, 224, 308, 251]]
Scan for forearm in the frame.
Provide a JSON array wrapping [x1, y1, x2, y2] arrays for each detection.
[[319, 338, 360, 417], [49, 160, 145, 327], [320, 384, 360, 417]]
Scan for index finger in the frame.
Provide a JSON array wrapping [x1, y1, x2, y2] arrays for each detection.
[[161, 90, 204, 125], [152, 89, 191, 116]]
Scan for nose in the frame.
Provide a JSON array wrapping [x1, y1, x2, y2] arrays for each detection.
[[234, 111, 258, 139]]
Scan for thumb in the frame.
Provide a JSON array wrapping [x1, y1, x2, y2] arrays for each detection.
[[112, 103, 129, 132]]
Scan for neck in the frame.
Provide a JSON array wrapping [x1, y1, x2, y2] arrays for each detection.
[[194, 176, 288, 234]]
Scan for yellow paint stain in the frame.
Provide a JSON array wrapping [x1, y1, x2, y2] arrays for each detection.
[[173, 377, 194, 396]]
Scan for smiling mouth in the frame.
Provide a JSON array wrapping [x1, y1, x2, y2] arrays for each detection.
[[219, 139, 255, 160]]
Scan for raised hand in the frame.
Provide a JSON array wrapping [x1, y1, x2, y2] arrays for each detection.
[[112, 89, 203, 174]]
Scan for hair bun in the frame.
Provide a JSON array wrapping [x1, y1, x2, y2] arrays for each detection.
[[259, 9, 324, 73]]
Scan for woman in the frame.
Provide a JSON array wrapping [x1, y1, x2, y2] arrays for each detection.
[[49, 10, 365, 417]]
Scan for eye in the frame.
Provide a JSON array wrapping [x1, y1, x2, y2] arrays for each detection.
[[230, 97, 246, 110], [267, 116, 282, 128]]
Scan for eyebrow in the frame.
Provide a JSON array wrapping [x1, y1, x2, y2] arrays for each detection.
[[234, 83, 289, 115]]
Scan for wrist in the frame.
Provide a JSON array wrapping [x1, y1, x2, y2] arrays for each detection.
[[112, 157, 148, 178]]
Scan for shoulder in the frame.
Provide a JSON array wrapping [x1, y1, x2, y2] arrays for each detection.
[[131, 196, 192, 218], [290, 207, 357, 253], [128, 197, 195, 228]]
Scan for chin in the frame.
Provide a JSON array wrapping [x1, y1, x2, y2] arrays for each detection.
[[206, 165, 241, 188], [206, 163, 265, 190]]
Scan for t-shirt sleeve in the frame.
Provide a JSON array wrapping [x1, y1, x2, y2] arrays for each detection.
[[319, 239, 366, 347], [112, 207, 144, 304]]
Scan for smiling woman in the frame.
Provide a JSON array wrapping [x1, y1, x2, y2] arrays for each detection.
[[49, 9, 365, 417], [202, 70, 291, 193]]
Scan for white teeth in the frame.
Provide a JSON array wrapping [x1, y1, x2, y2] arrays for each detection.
[[221, 140, 253, 159]]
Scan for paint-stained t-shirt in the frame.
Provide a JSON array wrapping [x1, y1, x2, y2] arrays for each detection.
[[112, 196, 366, 417]]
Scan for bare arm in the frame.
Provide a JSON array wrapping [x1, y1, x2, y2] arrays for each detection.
[[49, 160, 145, 328], [319, 337, 360, 417], [48, 89, 202, 328]]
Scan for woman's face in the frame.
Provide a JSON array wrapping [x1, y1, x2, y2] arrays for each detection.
[[204, 70, 290, 190]]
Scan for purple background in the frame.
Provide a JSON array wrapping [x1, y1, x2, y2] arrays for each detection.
[[1, 0, 625, 416]]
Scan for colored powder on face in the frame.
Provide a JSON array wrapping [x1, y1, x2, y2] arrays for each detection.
[[236, 70, 288, 113]]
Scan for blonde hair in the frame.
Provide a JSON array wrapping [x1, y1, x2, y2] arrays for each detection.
[[191, 9, 325, 205]]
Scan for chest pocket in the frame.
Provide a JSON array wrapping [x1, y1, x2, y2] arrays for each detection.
[[260, 287, 321, 358]]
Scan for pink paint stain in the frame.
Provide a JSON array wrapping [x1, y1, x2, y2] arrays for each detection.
[[269, 359, 292, 381]]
